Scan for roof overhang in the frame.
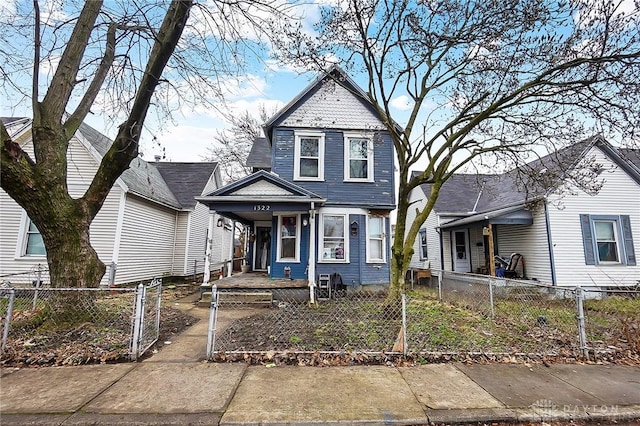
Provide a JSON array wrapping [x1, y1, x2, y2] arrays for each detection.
[[439, 204, 533, 230]]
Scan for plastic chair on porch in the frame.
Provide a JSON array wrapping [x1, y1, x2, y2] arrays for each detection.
[[504, 253, 524, 278]]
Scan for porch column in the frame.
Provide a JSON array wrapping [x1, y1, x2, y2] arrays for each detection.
[[203, 212, 215, 285], [227, 221, 235, 277], [487, 223, 496, 276], [308, 203, 317, 303]]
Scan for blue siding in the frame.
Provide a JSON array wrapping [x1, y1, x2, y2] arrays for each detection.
[[269, 216, 310, 279], [273, 128, 395, 207]]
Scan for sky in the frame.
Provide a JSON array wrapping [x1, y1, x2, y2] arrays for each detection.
[[0, 0, 414, 164]]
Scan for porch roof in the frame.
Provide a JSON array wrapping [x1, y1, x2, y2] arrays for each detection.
[[196, 170, 326, 223], [439, 203, 535, 230]]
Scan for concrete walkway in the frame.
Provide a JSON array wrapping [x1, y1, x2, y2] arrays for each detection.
[[1, 293, 639, 425]]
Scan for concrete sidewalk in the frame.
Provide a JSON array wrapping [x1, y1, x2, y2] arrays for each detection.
[[2, 294, 640, 425]]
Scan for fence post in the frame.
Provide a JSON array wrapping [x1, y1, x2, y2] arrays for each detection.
[[32, 264, 42, 310], [130, 283, 146, 361], [401, 294, 408, 356], [206, 285, 219, 359], [575, 287, 589, 359], [154, 279, 162, 337], [488, 278, 495, 318], [438, 272, 443, 301], [1, 289, 15, 352]]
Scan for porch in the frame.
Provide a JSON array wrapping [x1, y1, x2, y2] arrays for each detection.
[[213, 272, 308, 290]]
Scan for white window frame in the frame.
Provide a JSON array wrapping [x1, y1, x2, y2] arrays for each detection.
[[366, 215, 386, 263], [16, 212, 47, 259], [343, 132, 374, 182], [419, 228, 428, 260], [277, 214, 301, 262], [319, 212, 350, 263], [593, 219, 621, 264], [294, 130, 325, 181]]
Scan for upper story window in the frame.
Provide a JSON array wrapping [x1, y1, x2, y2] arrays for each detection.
[[419, 229, 428, 260], [367, 216, 386, 263], [580, 214, 636, 266], [277, 214, 300, 262], [320, 213, 349, 263], [294, 131, 325, 181], [344, 132, 374, 182]]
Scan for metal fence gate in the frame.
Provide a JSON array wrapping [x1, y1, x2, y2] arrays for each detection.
[[130, 278, 163, 360]]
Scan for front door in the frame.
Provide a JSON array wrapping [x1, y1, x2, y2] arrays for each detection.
[[254, 227, 271, 271], [452, 230, 471, 272]]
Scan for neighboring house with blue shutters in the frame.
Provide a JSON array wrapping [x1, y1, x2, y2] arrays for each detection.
[[406, 136, 639, 289], [197, 66, 396, 298]]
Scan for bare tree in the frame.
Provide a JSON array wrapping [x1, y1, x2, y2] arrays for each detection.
[[272, 0, 640, 300], [0, 0, 293, 292], [204, 105, 274, 183]]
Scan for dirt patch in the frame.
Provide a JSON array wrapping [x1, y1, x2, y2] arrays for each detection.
[[0, 284, 199, 368]]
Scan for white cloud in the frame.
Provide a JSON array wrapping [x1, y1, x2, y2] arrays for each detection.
[[390, 95, 414, 111]]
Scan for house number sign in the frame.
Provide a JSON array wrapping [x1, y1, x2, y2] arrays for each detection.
[[253, 204, 271, 211]]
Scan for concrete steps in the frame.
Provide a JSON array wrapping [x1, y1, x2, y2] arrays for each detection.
[[198, 290, 273, 308]]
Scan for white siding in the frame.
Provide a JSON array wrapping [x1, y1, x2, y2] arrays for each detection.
[[0, 135, 120, 286], [173, 213, 189, 276], [114, 195, 177, 284], [547, 146, 640, 287], [404, 187, 441, 275], [494, 206, 553, 283], [185, 202, 210, 276]]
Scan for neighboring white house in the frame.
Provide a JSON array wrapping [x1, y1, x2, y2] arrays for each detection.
[[406, 136, 640, 289], [0, 117, 232, 286]]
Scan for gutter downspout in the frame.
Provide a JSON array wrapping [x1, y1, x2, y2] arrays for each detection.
[[308, 202, 317, 304], [544, 201, 557, 285]]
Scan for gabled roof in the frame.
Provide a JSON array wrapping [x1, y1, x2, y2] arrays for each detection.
[[3, 117, 217, 211], [263, 65, 402, 142], [155, 162, 218, 209], [418, 136, 639, 217], [246, 137, 271, 169], [203, 169, 324, 201]]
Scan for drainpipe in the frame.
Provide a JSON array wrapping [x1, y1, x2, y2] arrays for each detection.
[[308, 202, 317, 304], [544, 201, 557, 285]]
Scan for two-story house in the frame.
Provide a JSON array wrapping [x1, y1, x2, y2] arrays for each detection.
[[197, 66, 397, 298]]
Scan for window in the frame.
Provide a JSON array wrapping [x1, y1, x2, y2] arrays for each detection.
[[294, 131, 324, 180], [320, 214, 348, 262], [419, 229, 428, 260], [580, 214, 636, 265], [278, 215, 299, 261], [367, 216, 386, 263], [594, 220, 619, 262], [344, 133, 373, 182], [25, 220, 46, 256]]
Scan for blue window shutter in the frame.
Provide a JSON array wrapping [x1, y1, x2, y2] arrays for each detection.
[[620, 215, 636, 266], [580, 214, 596, 265]]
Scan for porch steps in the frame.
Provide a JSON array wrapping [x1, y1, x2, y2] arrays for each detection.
[[198, 291, 273, 307]]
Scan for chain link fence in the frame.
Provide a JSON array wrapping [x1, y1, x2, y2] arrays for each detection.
[[1, 278, 162, 364], [205, 272, 639, 361], [206, 287, 404, 358]]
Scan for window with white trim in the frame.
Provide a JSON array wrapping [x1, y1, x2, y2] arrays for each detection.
[[320, 214, 348, 262], [419, 229, 428, 260], [367, 216, 386, 263], [580, 214, 636, 265], [277, 215, 300, 261], [294, 131, 324, 180], [344, 133, 374, 182]]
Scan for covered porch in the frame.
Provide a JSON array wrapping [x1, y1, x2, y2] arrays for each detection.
[[439, 204, 536, 278]]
